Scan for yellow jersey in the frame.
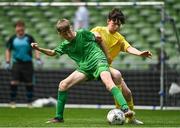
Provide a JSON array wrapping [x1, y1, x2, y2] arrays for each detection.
[[91, 26, 131, 63]]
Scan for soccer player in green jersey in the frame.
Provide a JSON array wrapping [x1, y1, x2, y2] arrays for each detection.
[[31, 19, 133, 123]]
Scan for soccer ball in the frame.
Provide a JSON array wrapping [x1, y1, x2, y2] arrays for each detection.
[[107, 109, 125, 125]]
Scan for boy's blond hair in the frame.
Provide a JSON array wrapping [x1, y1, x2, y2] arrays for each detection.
[[56, 19, 71, 33]]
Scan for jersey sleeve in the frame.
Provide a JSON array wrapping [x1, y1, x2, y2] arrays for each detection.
[[90, 26, 101, 33], [27, 34, 35, 43], [54, 42, 66, 56], [119, 35, 131, 52], [6, 35, 15, 50]]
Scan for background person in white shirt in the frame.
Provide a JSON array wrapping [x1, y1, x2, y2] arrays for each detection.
[[73, 0, 89, 31]]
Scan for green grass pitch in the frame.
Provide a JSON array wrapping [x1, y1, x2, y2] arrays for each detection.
[[0, 107, 180, 127]]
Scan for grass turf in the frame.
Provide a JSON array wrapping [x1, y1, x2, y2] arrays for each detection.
[[0, 107, 179, 127]]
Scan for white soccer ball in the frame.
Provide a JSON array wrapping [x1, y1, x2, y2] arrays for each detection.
[[107, 109, 125, 125]]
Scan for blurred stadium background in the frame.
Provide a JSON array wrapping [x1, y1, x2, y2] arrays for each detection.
[[0, 0, 180, 110]]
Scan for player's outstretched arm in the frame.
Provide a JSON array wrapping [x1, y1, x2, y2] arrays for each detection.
[[127, 46, 152, 58], [5, 49, 11, 63], [31, 43, 56, 56], [5, 49, 11, 69]]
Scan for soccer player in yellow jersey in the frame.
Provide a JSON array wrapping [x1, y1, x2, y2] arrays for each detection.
[[91, 8, 152, 125]]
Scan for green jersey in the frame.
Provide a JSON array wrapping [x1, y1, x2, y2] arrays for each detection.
[[54, 29, 107, 71]]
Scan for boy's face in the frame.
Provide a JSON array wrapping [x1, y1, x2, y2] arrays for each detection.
[[58, 29, 74, 40], [107, 19, 121, 34], [15, 25, 25, 37]]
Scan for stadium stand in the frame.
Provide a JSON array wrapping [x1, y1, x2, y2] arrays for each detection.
[[0, 0, 179, 70]]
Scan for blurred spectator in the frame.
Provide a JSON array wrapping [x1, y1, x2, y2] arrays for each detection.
[[5, 20, 42, 108], [73, 0, 89, 31]]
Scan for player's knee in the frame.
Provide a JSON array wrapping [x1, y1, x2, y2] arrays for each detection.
[[114, 71, 122, 80], [112, 71, 122, 84], [59, 80, 68, 91], [100, 72, 109, 82]]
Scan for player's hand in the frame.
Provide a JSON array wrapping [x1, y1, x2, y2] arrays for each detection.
[[31, 43, 39, 50], [5, 62, 11, 70], [94, 32, 102, 43], [95, 35, 102, 43], [140, 51, 152, 58]]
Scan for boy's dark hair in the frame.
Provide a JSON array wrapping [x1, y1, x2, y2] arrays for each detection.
[[15, 20, 25, 27], [108, 8, 125, 24]]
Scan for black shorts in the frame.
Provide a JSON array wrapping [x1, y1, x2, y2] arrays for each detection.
[[11, 61, 34, 83]]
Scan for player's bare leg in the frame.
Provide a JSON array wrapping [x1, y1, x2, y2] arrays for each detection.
[[121, 80, 133, 109], [109, 67, 143, 124], [46, 71, 87, 123], [109, 68, 132, 109], [109, 67, 132, 103], [121, 80, 143, 124], [100, 71, 134, 118]]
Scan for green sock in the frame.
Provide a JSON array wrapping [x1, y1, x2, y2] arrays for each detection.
[[111, 86, 128, 110], [56, 91, 67, 119]]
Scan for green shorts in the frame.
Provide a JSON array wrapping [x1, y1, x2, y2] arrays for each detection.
[[77, 63, 109, 80]]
